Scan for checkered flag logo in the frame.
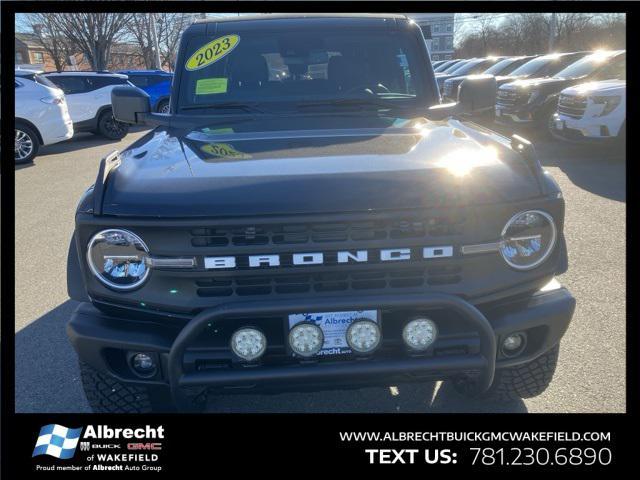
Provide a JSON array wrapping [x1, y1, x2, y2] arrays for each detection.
[[32, 424, 83, 459]]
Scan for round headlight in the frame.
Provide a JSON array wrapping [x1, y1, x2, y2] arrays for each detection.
[[499, 210, 556, 270], [402, 318, 438, 352], [230, 328, 267, 361], [87, 229, 150, 290], [346, 320, 381, 354], [289, 323, 324, 357]]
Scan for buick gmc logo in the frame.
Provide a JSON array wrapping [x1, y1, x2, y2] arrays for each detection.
[[204, 246, 453, 269]]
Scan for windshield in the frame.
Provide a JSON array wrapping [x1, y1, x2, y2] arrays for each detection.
[[483, 57, 524, 76], [16, 72, 59, 90], [443, 59, 471, 74], [178, 28, 429, 112], [508, 55, 558, 77], [554, 51, 622, 79], [434, 60, 457, 72], [448, 59, 491, 76]]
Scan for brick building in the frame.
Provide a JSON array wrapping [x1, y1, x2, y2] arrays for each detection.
[[407, 13, 456, 61], [15, 32, 149, 72]]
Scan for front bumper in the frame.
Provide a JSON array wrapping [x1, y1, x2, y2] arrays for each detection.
[[550, 115, 623, 142], [494, 104, 537, 125], [68, 285, 575, 411]]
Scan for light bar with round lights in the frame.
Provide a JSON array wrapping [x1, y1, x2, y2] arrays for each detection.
[[346, 319, 381, 354], [289, 323, 324, 357], [230, 328, 267, 362], [402, 318, 438, 352]]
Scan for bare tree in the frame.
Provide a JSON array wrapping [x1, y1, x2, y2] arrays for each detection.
[[25, 13, 73, 71], [125, 13, 194, 71], [157, 13, 195, 71], [555, 13, 594, 51], [50, 13, 133, 71], [455, 13, 625, 58], [126, 14, 157, 69]]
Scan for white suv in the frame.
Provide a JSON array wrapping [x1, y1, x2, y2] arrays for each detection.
[[551, 79, 626, 143], [43, 72, 131, 140], [15, 68, 74, 164]]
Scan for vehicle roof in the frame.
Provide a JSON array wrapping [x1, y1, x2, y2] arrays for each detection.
[[15, 68, 44, 76], [194, 13, 409, 24], [116, 69, 173, 75], [542, 51, 591, 59], [43, 71, 128, 78]]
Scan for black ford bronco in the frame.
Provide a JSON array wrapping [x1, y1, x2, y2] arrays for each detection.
[[66, 14, 575, 412]]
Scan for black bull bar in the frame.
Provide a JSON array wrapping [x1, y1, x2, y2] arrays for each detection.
[[168, 293, 497, 411]]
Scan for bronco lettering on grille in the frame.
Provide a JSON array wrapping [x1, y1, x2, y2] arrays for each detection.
[[203, 246, 453, 269]]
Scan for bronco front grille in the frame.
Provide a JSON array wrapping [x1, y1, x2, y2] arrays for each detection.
[[190, 216, 466, 248], [194, 266, 463, 297], [558, 94, 587, 119]]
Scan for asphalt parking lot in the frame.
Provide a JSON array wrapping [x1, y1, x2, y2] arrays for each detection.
[[14, 122, 626, 413]]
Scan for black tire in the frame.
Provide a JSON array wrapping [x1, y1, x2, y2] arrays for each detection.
[[97, 109, 129, 140], [79, 362, 172, 413], [617, 121, 626, 147], [540, 103, 559, 139], [454, 344, 560, 402], [15, 123, 40, 164], [156, 99, 170, 114]]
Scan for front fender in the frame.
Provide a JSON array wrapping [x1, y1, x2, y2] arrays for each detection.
[[67, 233, 90, 302]]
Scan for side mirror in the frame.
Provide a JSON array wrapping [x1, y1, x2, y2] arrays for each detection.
[[457, 74, 497, 113], [111, 86, 151, 124]]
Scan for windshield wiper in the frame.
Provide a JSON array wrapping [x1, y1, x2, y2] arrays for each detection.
[[181, 102, 266, 113], [295, 98, 407, 111]]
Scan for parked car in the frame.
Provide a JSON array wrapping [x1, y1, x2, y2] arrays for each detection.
[[116, 70, 173, 113], [436, 57, 505, 93], [442, 56, 535, 102], [14, 68, 74, 164], [431, 60, 447, 69], [43, 71, 131, 140], [495, 50, 625, 129], [550, 79, 625, 143], [494, 51, 591, 89], [66, 14, 574, 412]]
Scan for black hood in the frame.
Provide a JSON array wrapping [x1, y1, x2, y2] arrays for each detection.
[[101, 114, 542, 217], [500, 76, 585, 96], [494, 74, 530, 87]]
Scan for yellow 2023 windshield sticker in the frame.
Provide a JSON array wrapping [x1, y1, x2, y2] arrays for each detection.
[[201, 143, 252, 160], [196, 78, 228, 95], [186, 35, 240, 71]]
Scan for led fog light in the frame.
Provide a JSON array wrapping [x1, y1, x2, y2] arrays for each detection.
[[230, 328, 267, 361], [289, 323, 324, 357], [402, 318, 438, 352], [346, 320, 381, 354], [501, 332, 527, 358], [131, 353, 157, 377]]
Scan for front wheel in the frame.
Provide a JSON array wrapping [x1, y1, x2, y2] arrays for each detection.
[[453, 344, 560, 402], [15, 124, 40, 164], [97, 110, 129, 140], [156, 99, 170, 114], [79, 362, 172, 413]]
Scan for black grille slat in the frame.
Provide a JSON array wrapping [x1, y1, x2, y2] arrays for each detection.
[[190, 215, 464, 248], [195, 266, 462, 297], [496, 90, 527, 109], [558, 94, 587, 119]]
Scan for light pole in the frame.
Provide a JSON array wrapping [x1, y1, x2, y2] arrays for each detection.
[[150, 13, 162, 70], [549, 12, 557, 52]]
